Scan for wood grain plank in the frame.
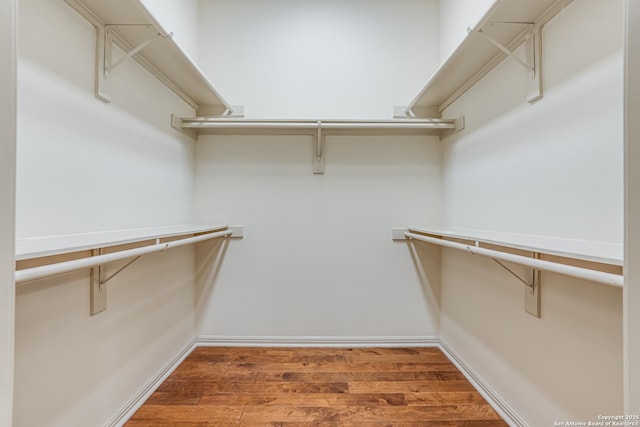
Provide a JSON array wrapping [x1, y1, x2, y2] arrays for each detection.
[[255, 370, 465, 382], [127, 405, 243, 423], [158, 381, 350, 394], [199, 392, 408, 407], [236, 406, 343, 423], [348, 380, 477, 393], [342, 350, 449, 364], [237, 405, 505, 423], [226, 362, 463, 373], [144, 391, 201, 405], [405, 391, 492, 406], [165, 369, 257, 381]]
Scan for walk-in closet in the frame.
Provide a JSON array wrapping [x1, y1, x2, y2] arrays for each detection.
[[1, 0, 639, 425]]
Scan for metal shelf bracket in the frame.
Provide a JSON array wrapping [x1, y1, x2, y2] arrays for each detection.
[[313, 121, 326, 174], [95, 24, 171, 102], [525, 254, 542, 318], [469, 23, 543, 104], [493, 252, 541, 318], [90, 249, 106, 316], [89, 249, 142, 316], [105, 26, 171, 78]]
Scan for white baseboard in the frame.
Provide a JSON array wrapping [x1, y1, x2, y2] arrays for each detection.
[[195, 335, 440, 348], [104, 338, 197, 427], [438, 338, 527, 427]]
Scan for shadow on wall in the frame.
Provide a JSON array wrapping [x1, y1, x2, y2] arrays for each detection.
[[195, 237, 230, 322], [406, 240, 441, 330]]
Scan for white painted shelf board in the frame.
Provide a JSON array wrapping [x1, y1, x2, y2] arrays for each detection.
[[65, 0, 230, 111], [16, 224, 228, 261], [407, 0, 572, 112], [409, 226, 623, 266]]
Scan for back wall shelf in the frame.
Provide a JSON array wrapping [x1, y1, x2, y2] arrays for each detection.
[[171, 116, 465, 174]]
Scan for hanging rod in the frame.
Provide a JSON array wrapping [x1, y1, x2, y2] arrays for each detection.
[[404, 232, 623, 288], [178, 118, 458, 131], [15, 229, 232, 284]]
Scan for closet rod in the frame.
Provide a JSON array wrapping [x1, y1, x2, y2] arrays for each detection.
[[15, 229, 232, 284], [322, 123, 454, 129], [405, 232, 624, 288], [180, 120, 457, 130]]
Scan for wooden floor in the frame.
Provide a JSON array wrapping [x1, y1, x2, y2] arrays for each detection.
[[126, 347, 508, 426]]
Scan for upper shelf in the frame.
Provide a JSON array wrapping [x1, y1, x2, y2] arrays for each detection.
[[64, 0, 232, 113], [405, 0, 574, 115], [16, 224, 229, 261], [408, 226, 623, 266]]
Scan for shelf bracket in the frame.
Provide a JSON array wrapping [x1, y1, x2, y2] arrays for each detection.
[[100, 255, 142, 286], [313, 121, 325, 175], [105, 27, 171, 78], [94, 24, 111, 103], [493, 253, 541, 318], [393, 106, 417, 118], [93, 24, 170, 103], [89, 246, 147, 316], [220, 105, 245, 118], [90, 249, 107, 316], [493, 258, 534, 288], [198, 104, 245, 117], [469, 25, 543, 103], [470, 27, 533, 76], [526, 26, 543, 103], [525, 253, 542, 317]]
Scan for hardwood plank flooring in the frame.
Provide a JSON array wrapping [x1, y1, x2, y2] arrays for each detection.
[[125, 347, 508, 426]]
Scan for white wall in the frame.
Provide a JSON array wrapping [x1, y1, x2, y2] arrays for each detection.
[[195, 135, 442, 338], [441, 0, 623, 242], [439, 251, 622, 425], [16, 0, 196, 238], [0, 0, 17, 425], [193, 0, 444, 339], [438, 0, 494, 62], [14, 249, 197, 427], [439, 0, 624, 425], [13, 0, 200, 425], [625, 0, 640, 414], [198, 0, 440, 119], [140, 0, 200, 62]]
